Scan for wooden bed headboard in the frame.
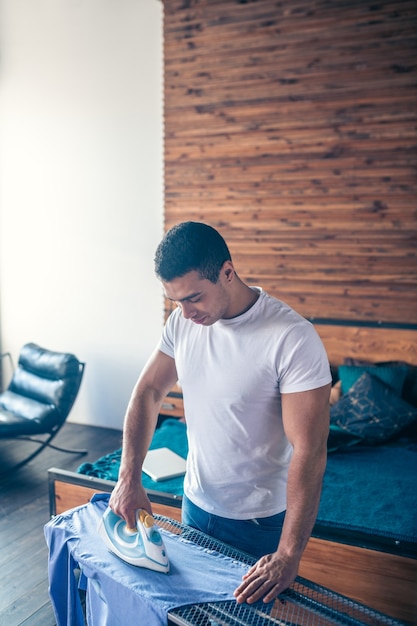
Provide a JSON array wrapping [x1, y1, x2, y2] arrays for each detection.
[[313, 323, 417, 367]]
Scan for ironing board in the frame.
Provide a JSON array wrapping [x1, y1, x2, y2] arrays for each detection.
[[45, 494, 247, 626], [44, 494, 403, 626]]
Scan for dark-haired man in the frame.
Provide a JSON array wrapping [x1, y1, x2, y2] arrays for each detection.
[[110, 221, 331, 605]]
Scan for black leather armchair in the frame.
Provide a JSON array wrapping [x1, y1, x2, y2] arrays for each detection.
[[0, 343, 87, 472]]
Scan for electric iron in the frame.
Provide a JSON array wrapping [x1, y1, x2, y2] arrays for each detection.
[[98, 507, 170, 573]]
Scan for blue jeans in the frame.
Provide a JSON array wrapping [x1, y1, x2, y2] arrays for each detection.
[[182, 494, 285, 559]]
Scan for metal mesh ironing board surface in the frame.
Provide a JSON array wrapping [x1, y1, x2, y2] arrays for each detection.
[[154, 515, 403, 626]]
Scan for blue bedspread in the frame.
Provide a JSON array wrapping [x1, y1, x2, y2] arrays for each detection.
[[317, 442, 417, 543]]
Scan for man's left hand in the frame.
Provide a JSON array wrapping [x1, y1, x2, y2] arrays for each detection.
[[233, 552, 298, 604]]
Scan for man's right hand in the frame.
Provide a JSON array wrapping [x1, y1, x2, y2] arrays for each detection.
[[109, 479, 152, 529]]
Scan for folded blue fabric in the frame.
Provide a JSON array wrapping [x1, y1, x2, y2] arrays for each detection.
[[45, 493, 248, 626], [77, 419, 188, 495]]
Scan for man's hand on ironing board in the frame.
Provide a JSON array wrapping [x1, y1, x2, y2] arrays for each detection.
[[233, 551, 298, 604], [109, 480, 153, 530]]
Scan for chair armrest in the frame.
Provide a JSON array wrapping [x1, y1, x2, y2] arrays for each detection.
[[0, 351, 15, 391]]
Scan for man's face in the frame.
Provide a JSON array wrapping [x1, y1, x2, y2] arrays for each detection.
[[162, 265, 233, 326]]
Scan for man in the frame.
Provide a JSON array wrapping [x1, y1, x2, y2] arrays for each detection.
[[110, 221, 331, 605]]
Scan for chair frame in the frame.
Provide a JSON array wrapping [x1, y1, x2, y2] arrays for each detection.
[[0, 350, 88, 473]]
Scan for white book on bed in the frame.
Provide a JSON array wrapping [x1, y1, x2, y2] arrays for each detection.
[[142, 447, 186, 482]]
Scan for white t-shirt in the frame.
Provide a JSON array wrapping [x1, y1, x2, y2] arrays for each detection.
[[159, 288, 331, 520]]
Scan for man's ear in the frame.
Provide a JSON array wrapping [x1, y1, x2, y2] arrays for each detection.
[[222, 260, 235, 282]]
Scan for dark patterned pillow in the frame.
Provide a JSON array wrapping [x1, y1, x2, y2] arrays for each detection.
[[330, 372, 417, 445], [327, 423, 364, 452]]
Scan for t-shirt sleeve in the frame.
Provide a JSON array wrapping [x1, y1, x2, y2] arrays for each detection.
[[277, 321, 331, 394], [159, 310, 177, 359]]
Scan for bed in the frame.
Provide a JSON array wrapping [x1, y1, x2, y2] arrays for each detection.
[[48, 322, 417, 625]]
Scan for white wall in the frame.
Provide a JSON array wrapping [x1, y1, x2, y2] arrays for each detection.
[[0, 0, 164, 429]]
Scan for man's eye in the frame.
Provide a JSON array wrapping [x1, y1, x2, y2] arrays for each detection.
[[189, 298, 200, 303]]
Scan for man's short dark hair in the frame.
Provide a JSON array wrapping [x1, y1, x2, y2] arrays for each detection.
[[154, 221, 232, 283]]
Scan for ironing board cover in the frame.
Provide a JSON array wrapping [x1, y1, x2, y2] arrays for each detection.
[[44, 493, 248, 626]]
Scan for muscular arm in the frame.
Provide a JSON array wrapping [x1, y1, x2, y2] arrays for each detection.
[[234, 382, 331, 604], [109, 347, 178, 528]]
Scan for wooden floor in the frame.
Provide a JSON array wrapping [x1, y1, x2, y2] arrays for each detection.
[[0, 422, 123, 626]]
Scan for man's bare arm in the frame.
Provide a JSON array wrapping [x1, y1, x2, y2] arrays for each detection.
[[109, 347, 178, 527], [234, 382, 331, 604]]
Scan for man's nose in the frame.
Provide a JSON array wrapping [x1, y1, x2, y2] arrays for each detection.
[[179, 301, 195, 319]]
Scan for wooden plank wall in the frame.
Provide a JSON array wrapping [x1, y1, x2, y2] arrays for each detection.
[[162, 0, 417, 325]]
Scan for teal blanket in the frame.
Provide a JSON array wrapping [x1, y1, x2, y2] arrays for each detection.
[[78, 420, 417, 546], [317, 442, 417, 543]]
